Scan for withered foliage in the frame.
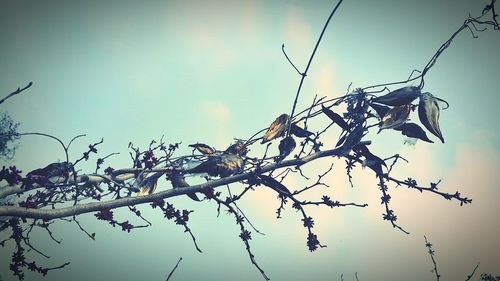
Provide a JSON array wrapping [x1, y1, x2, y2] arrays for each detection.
[[0, 1, 498, 280]]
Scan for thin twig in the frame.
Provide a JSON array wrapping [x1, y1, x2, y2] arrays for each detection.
[[281, 44, 302, 75], [165, 257, 183, 281], [286, 0, 345, 137], [424, 235, 441, 281], [0, 82, 33, 105], [464, 262, 480, 281]]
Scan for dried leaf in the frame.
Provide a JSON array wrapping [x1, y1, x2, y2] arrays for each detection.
[[258, 174, 291, 195], [373, 86, 421, 106], [26, 162, 73, 184], [262, 114, 290, 143], [321, 105, 349, 130], [277, 136, 296, 161], [138, 173, 161, 196], [188, 143, 215, 155], [418, 92, 445, 143], [225, 141, 248, 156], [290, 123, 314, 138], [188, 154, 243, 178], [394, 123, 434, 143], [26, 162, 72, 178]]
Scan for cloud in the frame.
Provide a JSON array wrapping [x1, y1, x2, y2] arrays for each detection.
[[283, 5, 312, 52], [198, 101, 232, 147], [313, 62, 338, 98], [241, 0, 264, 43], [200, 101, 231, 122]]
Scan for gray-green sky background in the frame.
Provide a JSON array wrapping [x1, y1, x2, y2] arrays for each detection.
[[1, 0, 499, 280]]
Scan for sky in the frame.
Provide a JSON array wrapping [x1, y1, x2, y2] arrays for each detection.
[[0, 0, 499, 280]]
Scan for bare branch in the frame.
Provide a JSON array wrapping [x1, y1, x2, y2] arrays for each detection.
[[464, 262, 480, 281], [0, 82, 33, 105], [286, 0, 345, 137], [165, 257, 182, 281], [424, 235, 441, 281], [0, 144, 359, 219]]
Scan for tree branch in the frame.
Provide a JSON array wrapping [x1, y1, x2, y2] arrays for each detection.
[[165, 257, 182, 281], [0, 82, 33, 105], [0, 144, 360, 219]]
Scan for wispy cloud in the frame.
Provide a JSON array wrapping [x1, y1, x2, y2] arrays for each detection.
[[200, 101, 231, 122], [284, 5, 312, 52], [198, 101, 232, 147]]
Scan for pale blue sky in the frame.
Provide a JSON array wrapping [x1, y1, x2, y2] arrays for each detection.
[[1, 0, 499, 280]]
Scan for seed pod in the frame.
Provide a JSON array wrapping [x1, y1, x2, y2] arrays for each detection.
[[379, 104, 411, 131], [373, 86, 421, 106], [189, 143, 215, 155], [262, 114, 290, 143], [393, 122, 433, 143], [418, 92, 444, 143]]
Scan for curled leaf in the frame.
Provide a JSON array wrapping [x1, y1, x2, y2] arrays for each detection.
[[290, 123, 314, 138], [225, 141, 248, 156], [379, 104, 411, 131], [138, 172, 162, 196], [26, 162, 72, 181], [394, 123, 433, 143], [418, 92, 445, 143], [373, 86, 421, 106], [188, 154, 243, 178], [258, 174, 291, 195], [262, 114, 290, 144], [189, 143, 215, 155], [321, 105, 349, 130]]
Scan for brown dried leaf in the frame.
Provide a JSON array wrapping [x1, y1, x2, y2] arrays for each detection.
[[262, 114, 290, 143], [189, 143, 215, 155]]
